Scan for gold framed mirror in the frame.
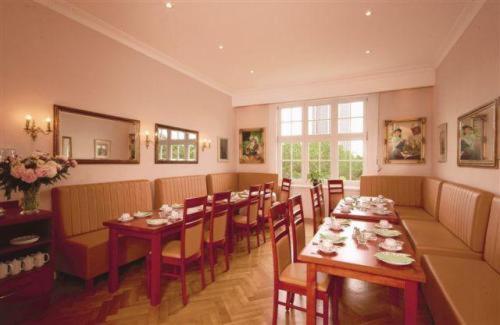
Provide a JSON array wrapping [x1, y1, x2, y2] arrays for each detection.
[[155, 123, 199, 164]]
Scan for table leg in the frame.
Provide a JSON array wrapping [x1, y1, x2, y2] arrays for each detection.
[[150, 234, 162, 306], [108, 228, 119, 293], [404, 281, 418, 325], [306, 263, 317, 325]]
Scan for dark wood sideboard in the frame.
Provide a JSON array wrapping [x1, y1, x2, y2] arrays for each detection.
[[0, 201, 54, 324]]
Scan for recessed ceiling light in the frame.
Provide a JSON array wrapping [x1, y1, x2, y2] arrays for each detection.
[[165, 2, 173, 9], [365, 50, 371, 54], [250, 70, 255, 74], [218, 45, 224, 50], [365, 10, 372, 16]]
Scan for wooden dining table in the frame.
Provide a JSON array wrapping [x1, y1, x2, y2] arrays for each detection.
[[332, 198, 400, 224], [103, 195, 249, 306], [298, 220, 425, 325]]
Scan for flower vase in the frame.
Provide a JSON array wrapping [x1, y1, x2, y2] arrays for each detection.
[[21, 187, 40, 215]]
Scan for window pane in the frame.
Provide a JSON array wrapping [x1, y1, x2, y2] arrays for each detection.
[[351, 117, 363, 133], [292, 143, 301, 160], [351, 161, 363, 180], [351, 101, 364, 117], [281, 123, 291, 136], [316, 120, 330, 135], [338, 118, 349, 133], [281, 108, 292, 122], [171, 145, 178, 160], [188, 133, 197, 140], [179, 145, 186, 159], [339, 161, 349, 180], [309, 142, 319, 160], [282, 161, 291, 179], [338, 104, 350, 118], [309, 161, 319, 175], [292, 161, 301, 179], [282, 143, 291, 160], [320, 161, 331, 178], [320, 141, 330, 160], [291, 107, 302, 121], [338, 141, 350, 160], [291, 121, 302, 135], [351, 140, 364, 159], [188, 145, 196, 160]]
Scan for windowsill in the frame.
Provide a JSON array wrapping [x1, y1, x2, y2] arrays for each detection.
[[290, 183, 360, 191]]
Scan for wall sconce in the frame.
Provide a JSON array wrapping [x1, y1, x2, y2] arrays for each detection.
[[144, 131, 152, 149], [24, 114, 52, 141], [201, 138, 212, 151]]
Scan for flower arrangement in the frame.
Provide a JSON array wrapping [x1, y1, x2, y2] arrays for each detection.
[[0, 151, 77, 214]]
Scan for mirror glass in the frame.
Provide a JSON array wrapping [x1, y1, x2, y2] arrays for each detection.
[[54, 105, 140, 164], [155, 124, 198, 164]]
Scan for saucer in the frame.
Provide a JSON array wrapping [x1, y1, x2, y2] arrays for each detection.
[[374, 252, 414, 266], [378, 241, 403, 252], [133, 211, 153, 218], [318, 245, 337, 254], [10, 235, 40, 245], [146, 219, 168, 226], [118, 217, 133, 223], [375, 223, 393, 229], [373, 228, 401, 238]]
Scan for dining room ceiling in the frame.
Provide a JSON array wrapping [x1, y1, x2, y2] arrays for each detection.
[[57, 0, 480, 95]]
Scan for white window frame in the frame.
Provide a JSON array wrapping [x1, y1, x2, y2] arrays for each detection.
[[277, 97, 368, 188]]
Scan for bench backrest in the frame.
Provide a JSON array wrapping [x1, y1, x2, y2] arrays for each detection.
[[154, 175, 207, 208], [360, 175, 423, 207], [206, 173, 238, 194], [438, 182, 493, 253], [52, 180, 152, 238], [484, 197, 500, 274], [237, 173, 278, 192], [422, 177, 442, 218]]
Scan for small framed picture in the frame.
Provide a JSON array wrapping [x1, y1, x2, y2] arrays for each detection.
[[438, 123, 447, 162], [62, 136, 72, 159], [94, 139, 111, 159], [218, 137, 229, 162]]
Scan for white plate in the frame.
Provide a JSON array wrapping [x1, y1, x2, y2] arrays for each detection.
[[318, 245, 337, 254], [10, 235, 40, 245], [133, 211, 153, 218], [374, 252, 414, 266], [378, 242, 403, 252], [319, 232, 347, 244], [375, 223, 393, 229], [373, 228, 402, 238], [118, 217, 134, 223], [146, 219, 168, 226], [172, 204, 184, 209]]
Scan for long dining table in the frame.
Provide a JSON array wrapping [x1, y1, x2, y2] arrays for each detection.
[[103, 195, 249, 306], [298, 219, 426, 325]]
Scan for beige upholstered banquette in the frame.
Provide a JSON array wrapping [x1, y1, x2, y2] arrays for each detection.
[[421, 197, 500, 325], [52, 180, 152, 283], [155, 175, 207, 208], [206, 172, 278, 194]]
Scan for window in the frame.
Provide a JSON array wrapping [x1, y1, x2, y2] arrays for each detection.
[[280, 107, 302, 136], [338, 140, 363, 181], [155, 124, 198, 164], [281, 142, 302, 179], [308, 105, 331, 135], [278, 99, 366, 186], [308, 141, 331, 180]]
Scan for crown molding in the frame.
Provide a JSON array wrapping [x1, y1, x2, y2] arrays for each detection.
[[33, 0, 232, 96], [232, 65, 435, 107], [433, 0, 486, 68]]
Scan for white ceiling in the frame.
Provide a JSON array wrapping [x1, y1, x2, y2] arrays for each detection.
[[38, 0, 484, 104]]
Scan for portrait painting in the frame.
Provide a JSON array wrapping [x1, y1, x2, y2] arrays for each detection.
[[384, 118, 426, 164], [218, 137, 229, 162], [239, 128, 265, 164], [457, 99, 498, 168], [94, 139, 111, 159], [438, 123, 447, 162]]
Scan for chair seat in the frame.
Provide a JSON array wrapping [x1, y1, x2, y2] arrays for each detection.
[[396, 206, 435, 221], [233, 214, 257, 226], [162, 240, 181, 258], [279, 263, 330, 292]]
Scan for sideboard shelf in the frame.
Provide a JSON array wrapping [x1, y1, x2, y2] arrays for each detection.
[[0, 238, 52, 256]]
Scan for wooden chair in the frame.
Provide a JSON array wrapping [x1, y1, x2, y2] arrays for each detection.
[[278, 178, 292, 203], [258, 181, 274, 243], [268, 202, 333, 325], [205, 191, 231, 282], [310, 185, 323, 233], [233, 185, 262, 253], [327, 179, 344, 214], [147, 196, 207, 306], [318, 183, 326, 219], [288, 194, 306, 263]]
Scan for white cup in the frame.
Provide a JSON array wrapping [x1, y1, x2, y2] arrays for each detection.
[[321, 239, 334, 250], [341, 205, 351, 213], [384, 238, 398, 248], [120, 213, 131, 220], [331, 220, 342, 230], [379, 219, 389, 228], [8, 259, 23, 275], [21, 255, 35, 271], [0, 262, 9, 279], [32, 252, 50, 268]]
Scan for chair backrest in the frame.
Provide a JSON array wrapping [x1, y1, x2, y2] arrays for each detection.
[[261, 182, 274, 218], [279, 178, 292, 202], [318, 184, 326, 218], [310, 185, 323, 233], [181, 196, 207, 258], [208, 192, 231, 243], [245, 184, 262, 225], [269, 202, 291, 282], [288, 195, 306, 262], [328, 179, 344, 214]]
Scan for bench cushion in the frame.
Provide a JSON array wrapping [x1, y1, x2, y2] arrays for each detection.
[[402, 219, 482, 261], [154, 175, 207, 208], [396, 206, 435, 222], [422, 255, 500, 325], [438, 182, 493, 252], [484, 197, 500, 273], [206, 173, 238, 194], [360, 175, 423, 207]]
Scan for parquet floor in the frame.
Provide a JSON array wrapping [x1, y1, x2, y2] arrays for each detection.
[[33, 222, 433, 325]]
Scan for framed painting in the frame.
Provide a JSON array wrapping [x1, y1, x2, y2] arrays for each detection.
[[384, 118, 426, 164], [62, 136, 72, 159], [94, 139, 111, 159], [239, 128, 265, 164], [457, 98, 498, 168], [218, 137, 229, 162], [438, 123, 447, 162]]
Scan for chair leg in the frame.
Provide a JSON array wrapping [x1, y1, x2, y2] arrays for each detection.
[[208, 243, 215, 283], [285, 292, 292, 311], [272, 287, 279, 325], [146, 253, 151, 298], [246, 228, 251, 254], [200, 248, 206, 289], [323, 296, 329, 325], [180, 263, 188, 305], [261, 220, 266, 243], [224, 241, 230, 272], [256, 225, 260, 247]]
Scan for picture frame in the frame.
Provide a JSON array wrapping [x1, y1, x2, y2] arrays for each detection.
[[217, 137, 229, 162], [239, 128, 265, 164], [457, 98, 498, 168], [438, 123, 447, 162], [94, 139, 111, 159], [62, 136, 72, 159], [384, 118, 426, 164]]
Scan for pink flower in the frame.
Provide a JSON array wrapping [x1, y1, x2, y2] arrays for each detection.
[[20, 168, 38, 184], [70, 160, 78, 167], [10, 164, 26, 179], [36, 164, 57, 178]]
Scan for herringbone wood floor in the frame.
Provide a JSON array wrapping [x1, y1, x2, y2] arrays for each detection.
[[33, 222, 433, 325]]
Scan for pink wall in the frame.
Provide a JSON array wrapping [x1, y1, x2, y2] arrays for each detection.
[[378, 87, 434, 176], [0, 1, 235, 208], [432, 0, 500, 195]]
